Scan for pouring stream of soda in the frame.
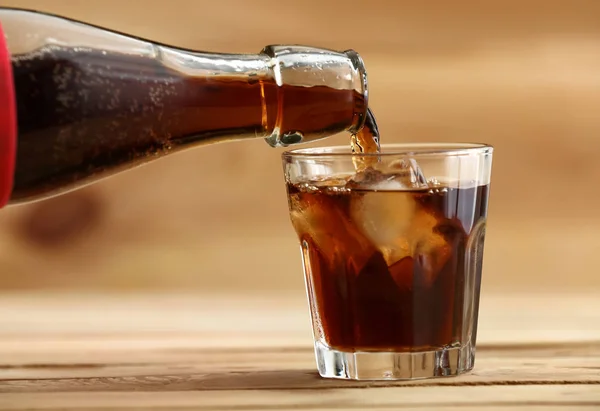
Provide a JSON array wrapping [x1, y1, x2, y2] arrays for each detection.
[[350, 108, 381, 171]]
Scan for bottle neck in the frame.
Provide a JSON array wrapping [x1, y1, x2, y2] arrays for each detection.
[[155, 45, 369, 147], [259, 45, 368, 147]]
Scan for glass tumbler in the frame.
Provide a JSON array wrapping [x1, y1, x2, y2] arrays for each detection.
[[282, 143, 493, 380]]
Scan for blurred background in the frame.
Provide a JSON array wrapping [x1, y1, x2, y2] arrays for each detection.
[[0, 0, 599, 294]]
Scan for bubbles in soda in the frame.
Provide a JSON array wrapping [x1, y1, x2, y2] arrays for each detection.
[[286, 169, 489, 351]]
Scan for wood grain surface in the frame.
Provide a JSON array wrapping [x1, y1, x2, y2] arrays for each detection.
[[0, 292, 598, 410], [0, 1, 599, 292]]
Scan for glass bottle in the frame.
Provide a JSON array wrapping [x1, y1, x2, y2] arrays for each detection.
[[0, 8, 369, 208]]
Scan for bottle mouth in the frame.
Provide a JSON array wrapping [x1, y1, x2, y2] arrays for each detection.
[[344, 49, 369, 135], [261, 45, 370, 148]]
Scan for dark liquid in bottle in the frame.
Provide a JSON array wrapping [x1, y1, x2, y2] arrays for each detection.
[[10, 46, 364, 203], [288, 180, 489, 351]]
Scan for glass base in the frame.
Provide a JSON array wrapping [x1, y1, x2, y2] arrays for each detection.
[[314, 341, 475, 380]]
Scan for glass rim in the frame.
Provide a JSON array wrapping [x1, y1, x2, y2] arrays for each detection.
[[282, 142, 493, 159]]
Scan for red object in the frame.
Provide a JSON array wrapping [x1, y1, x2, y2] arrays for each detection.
[[0, 22, 16, 208]]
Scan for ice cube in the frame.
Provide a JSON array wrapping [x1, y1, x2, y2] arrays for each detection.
[[350, 190, 416, 262], [289, 189, 378, 275], [349, 157, 429, 191], [387, 158, 429, 190], [346, 167, 383, 188], [350, 190, 452, 288], [388, 256, 415, 291]]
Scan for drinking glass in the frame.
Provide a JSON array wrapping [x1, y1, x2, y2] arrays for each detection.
[[282, 143, 493, 380]]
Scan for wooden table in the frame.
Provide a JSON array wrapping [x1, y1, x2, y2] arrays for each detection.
[[0, 291, 598, 410]]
